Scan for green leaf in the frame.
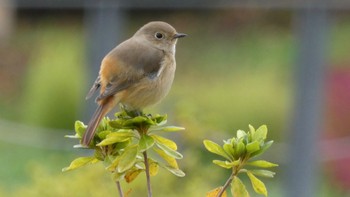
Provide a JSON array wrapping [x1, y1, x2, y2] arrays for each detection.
[[248, 124, 255, 136], [97, 117, 109, 131], [250, 169, 276, 178], [117, 145, 138, 173], [109, 119, 125, 129], [237, 129, 247, 139], [96, 130, 135, 146], [114, 110, 128, 118], [223, 143, 235, 159], [114, 140, 131, 150], [231, 176, 250, 197], [162, 165, 185, 177], [74, 121, 87, 137], [122, 108, 142, 117], [152, 135, 177, 150], [156, 142, 183, 159], [106, 155, 121, 172], [250, 140, 274, 157], [123, 116, 155, 127], [103, 155, 115, 167], [212, 160, 233, 169], [112, 171, 125, 182], [246, 141, 260, 154], [253, 125, 267, 141], [235, 141, 246, 158], [203, 140, 231, 160], [153, 147, 179, 169], [139, 134, 155, 152], [247, 171, 268, 196], [97, 130, 112, 139], [231, 159, 241, 167], [62, 156, 99, 172], [150, 126, 185, 132], [246, 160, 278, 168], [125, 116, 149, 124], [64, 134, 80, 139], [152, 114, 167, 125]]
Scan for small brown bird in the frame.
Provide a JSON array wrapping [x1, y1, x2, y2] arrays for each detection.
[[82, 21, 186, 146]]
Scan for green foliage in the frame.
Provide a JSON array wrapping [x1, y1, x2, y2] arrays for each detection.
[[62, 157, 99, 172], [20, 25, 86, 129], [231, 176, 249, 197], [63, 108, 185, 195], [204, 125, 278, 197]]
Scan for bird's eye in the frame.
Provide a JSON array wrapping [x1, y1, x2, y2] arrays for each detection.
[[155, 32, 164, 39]]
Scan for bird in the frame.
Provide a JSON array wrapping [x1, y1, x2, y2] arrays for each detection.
[[81, 21, 186, 146]]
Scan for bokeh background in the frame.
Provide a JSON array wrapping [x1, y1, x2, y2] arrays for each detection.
[[1, 0, 350, 196]]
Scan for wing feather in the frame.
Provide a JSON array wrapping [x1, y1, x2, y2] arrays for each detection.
[[96, 38, 164, 101], [86, 76, 101, 100]]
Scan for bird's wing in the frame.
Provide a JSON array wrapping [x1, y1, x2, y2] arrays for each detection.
[[96, 39, 164, 102], [86, 76, 101, 100]]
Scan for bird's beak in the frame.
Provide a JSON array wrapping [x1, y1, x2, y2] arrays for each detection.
[[173, 33, 187, 39]]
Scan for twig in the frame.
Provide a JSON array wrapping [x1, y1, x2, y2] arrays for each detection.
[[116, 181, 124, 197], [217, 171, 235, 197], [143, 151, 153, 197]]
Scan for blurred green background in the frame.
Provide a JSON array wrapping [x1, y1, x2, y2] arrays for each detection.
[[0, 3, 350, 197]]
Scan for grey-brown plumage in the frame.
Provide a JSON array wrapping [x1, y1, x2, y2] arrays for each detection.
[[82, 21, 186, 146]]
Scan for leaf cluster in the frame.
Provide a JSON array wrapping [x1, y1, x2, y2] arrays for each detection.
[[63, 109, 185, 185], [204, 125, 278, 197]]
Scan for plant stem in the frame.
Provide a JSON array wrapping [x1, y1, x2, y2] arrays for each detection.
[[143, 151, 152, 197], [217, 171, 235, 197], [116, 181, 124, 197], [217, 157, 249, 197]]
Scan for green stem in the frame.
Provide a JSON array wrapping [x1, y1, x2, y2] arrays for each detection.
[[216, 170, 235, 197], [116, 181, 124, 197], [143, 151, 152, 197], [217, 156, 249, 197]]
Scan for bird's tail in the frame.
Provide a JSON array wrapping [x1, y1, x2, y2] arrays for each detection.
[[81, 104, 109, 146]]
